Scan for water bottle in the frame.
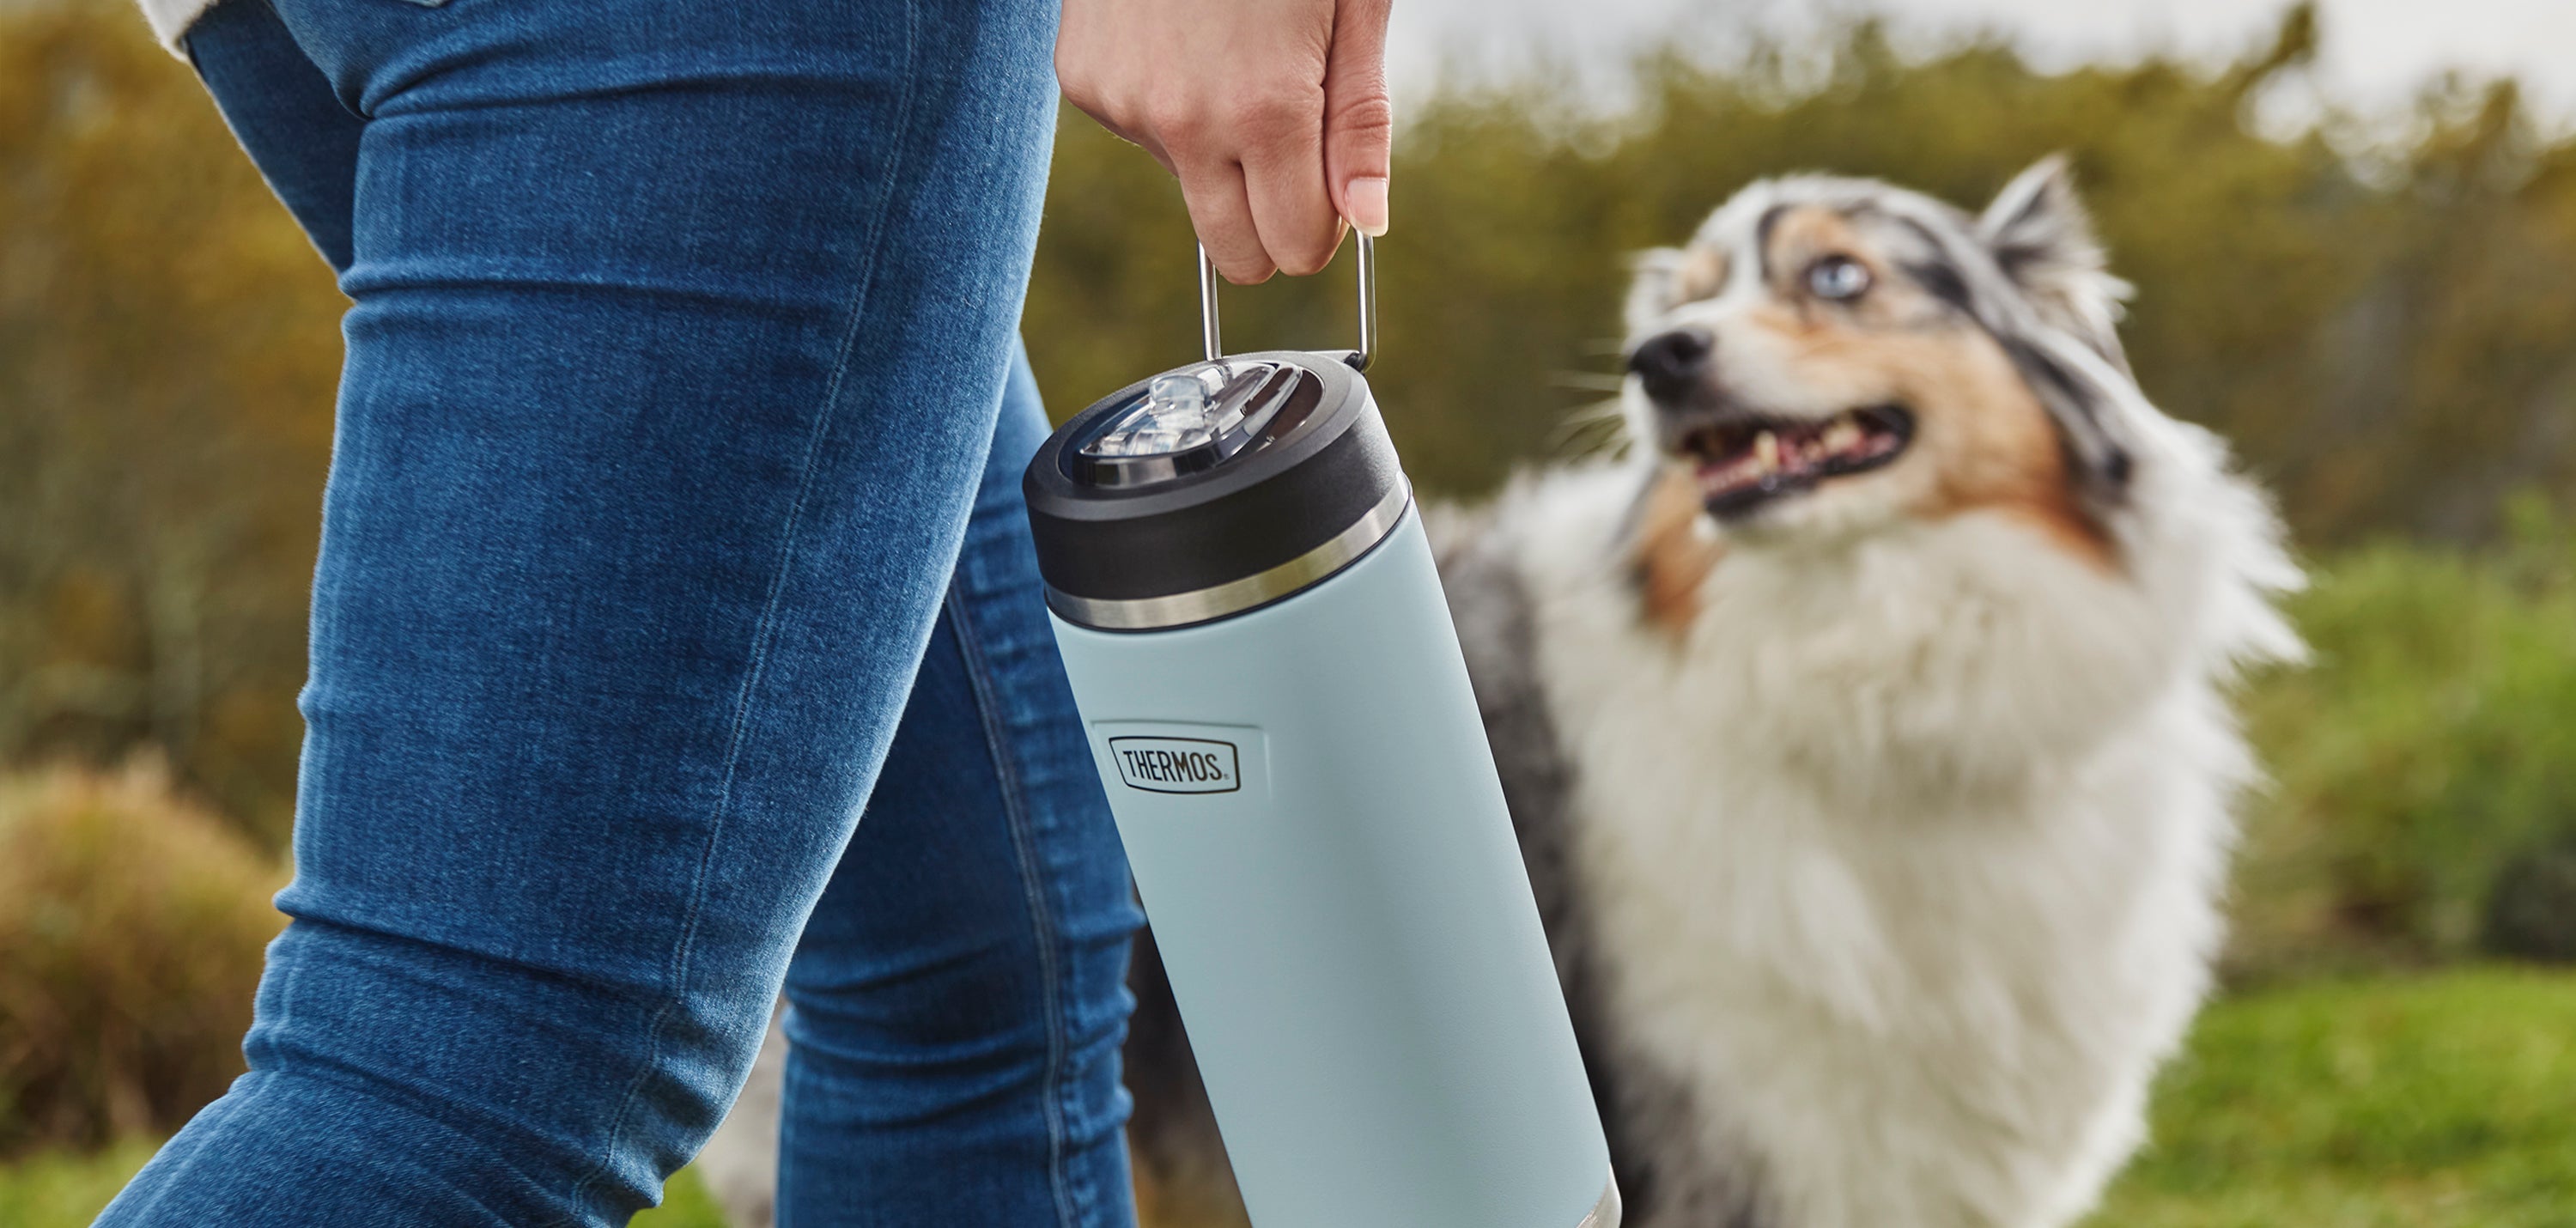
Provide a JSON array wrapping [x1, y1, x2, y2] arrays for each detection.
[[1024, 237, 1619, 1228]]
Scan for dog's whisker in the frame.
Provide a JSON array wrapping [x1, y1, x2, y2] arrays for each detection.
[[1558, 397, 1628, 423], [1546, 407, 1632, 460]]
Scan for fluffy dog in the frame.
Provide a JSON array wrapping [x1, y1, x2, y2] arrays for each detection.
[[703, 159, 2300, 1228], [1121, 158, 2302, 1228]]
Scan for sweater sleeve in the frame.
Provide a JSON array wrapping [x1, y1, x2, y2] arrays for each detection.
[[134, 0, 220, 57]]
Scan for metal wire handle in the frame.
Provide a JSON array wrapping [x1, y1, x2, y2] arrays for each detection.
[[1198, 233, 1376, 374]]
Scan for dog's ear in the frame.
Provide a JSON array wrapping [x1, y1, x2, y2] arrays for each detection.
[[1978, 155, 2134, 375], [1978, 158, 2142, 507], [1625, 247, 1687, 335]]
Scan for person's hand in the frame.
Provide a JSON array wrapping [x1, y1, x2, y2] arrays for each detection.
[[1056, 0, 1393, 284]]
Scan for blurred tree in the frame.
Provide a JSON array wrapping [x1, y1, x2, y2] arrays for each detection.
[[10, 0, 2576, 878], [1024, 5, 2576, 548], [1, 0, 342, 843]]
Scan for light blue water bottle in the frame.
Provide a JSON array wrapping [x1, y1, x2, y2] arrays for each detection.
[[1024, 237, 1619, 1228]]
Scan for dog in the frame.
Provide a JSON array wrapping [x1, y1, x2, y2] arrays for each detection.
[[1122, 157, 2301, 1228], [702, 158, 2301, 1228]]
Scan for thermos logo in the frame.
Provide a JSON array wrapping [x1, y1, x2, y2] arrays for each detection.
[[1108, 737, 1241, 794]]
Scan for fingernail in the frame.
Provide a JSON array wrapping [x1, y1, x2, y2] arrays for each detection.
[[1346, 176, 1389, 237]]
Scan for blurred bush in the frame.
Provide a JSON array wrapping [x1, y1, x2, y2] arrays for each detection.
[[0, 762, 284, 1156], [2481, 835, 2576, 964], [2229, 497, 2576, 979]]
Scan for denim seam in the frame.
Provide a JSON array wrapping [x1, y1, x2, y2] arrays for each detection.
[[554, 1, 923, 1217], [946, 588, 1087, 1228]]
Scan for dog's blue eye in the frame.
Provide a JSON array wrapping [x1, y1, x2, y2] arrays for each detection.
[[1807, 256, 1872, 301]]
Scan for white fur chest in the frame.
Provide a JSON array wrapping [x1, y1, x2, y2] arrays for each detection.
[[1498, 466, 2255, 1228]]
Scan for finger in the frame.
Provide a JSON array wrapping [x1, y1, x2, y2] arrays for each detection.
[[1176, 155, 1275, 285], [1238, 85, 1343, 277], [1321, 0, 1394, 235]]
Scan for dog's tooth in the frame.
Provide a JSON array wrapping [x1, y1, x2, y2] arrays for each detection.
[[1824, 420, 1862, 453], [1754, 430, 1779, 471]]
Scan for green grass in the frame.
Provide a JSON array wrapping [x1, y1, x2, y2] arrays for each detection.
[[0, 1139, 154, 1228], [9, 968, 2571, 1227], [630, 1167, 729, 1228], [0, 1142, 726, 1228], [2088, 965, 2576, 1226]]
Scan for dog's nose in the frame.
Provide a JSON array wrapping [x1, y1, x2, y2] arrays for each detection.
[[1628, 328, 1714, 403]]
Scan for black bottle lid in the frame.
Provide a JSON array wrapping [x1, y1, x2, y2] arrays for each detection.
[[1024, 349, 1408, 632]]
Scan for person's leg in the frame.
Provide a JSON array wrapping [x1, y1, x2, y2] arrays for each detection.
[[778, 351, 1143, 1228], [183, 0, 361, 273], [100, 0, 1061, 1222]]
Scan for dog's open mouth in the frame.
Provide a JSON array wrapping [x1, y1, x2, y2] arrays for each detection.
[[1678, 405, 1915, 515]]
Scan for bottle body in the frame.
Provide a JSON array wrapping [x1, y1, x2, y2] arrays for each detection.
[[1052, 508, 1614, 1228]]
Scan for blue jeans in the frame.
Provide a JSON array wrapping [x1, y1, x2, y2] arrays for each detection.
[[99, 0, 1143, 1224]]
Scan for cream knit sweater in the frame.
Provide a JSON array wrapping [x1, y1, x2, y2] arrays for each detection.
[[137, 0, 218, 54]]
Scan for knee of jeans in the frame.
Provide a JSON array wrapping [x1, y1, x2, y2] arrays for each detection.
[[232, 919, 773, 1223], [779, 923, 1061, 1079]]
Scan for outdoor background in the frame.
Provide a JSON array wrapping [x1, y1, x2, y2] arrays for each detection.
[[8, 0, 2576, 1223]]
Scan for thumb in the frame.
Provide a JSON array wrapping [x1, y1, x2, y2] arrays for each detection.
[[1321, 0, 1394, 237]]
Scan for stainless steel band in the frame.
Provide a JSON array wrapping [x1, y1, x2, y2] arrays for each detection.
[[1044, 478, 1412, 631], [1581, 1175, 1625, 1228]]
